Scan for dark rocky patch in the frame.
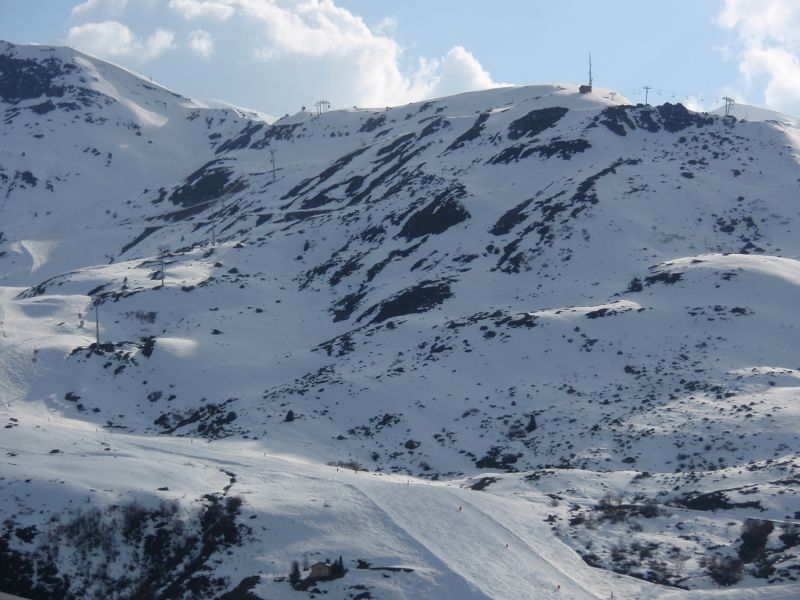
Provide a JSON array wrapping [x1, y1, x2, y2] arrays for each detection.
[[674, 490, 763, 512], [418, 116, 451, 139], [475, 446, 520, 471], [446, 112, 490, 152], [331, 290, 367, 322], [469, 476, 499, 491], [377, 133, 416, 157], [119, 226, 161, 255], [507, 107, 568, 140], [657, 103, 714, 133], [169, 160, 243, 208], [366, 242, 423, 282], [360, 280, 453, 324], [29, 99, 56, 114], [154, 398, 239, 439], [250, 123, 301, 148], [644, 271, 683, 286], [359, 114, 386, 133], [347, 146, 427, 206], [490, 139, 590, 164], [284, 146, 369, 200], [0, 52, 72, 103], [215, 122, 266, 154], [398, 187, 469, 240], [490, 198, 534, 235]]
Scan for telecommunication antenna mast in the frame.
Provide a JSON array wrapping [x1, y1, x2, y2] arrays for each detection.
[[644, 85, 652, 106], [579, 53, 593, 94], [588, 52, 593, 88]]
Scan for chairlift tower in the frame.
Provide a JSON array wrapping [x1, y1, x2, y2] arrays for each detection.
[[314, 100, 331, 116], [723, 96, 735, 116]]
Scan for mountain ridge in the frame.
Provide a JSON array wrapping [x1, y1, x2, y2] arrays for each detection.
[[1, 40, 799, 598]]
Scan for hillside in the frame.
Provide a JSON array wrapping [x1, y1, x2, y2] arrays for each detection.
[[1, 41, 799, 599]]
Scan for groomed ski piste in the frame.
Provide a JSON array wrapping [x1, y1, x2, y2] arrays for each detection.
[[1, 41, 800, 598]]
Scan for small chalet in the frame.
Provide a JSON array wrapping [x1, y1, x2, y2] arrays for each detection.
[[309, 562, 332, 579]]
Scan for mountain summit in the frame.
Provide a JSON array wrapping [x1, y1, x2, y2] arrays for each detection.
[[1, 41, 799, 599]]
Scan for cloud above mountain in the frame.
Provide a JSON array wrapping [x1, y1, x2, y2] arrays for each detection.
[[67, 20, 176, 61], [65, 0, 505, 109], [717, 0, 800, 112]]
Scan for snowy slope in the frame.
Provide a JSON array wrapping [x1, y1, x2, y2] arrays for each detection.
[[1, 41, 800, 598]]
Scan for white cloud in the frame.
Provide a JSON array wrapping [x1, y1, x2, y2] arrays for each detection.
[[72, 0, 128, 16], [169, 0, 235, 21], [717, 0, 800, 113], [422, 46, 499, 99], [233, 0, 502, 106], [67, 21, 176, 61], [187, 29, 214, 58], [373, 17, 397, 36], [66, 0, 504, 110]]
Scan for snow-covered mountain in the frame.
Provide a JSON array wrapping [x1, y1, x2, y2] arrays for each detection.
[[1, 41, 799, 599]]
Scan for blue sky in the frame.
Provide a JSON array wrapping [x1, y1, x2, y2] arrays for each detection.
[[2, 0, 800, 117]]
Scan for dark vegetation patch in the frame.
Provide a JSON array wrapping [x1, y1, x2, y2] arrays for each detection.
[[739, 519, 774, 563], [0, 494, 251, 600]]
